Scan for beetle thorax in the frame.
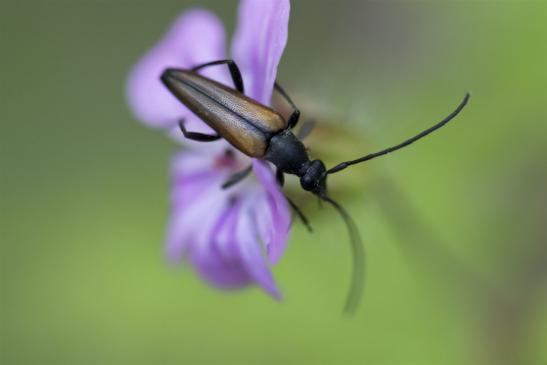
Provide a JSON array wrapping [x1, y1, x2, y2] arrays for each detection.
[[264, 129, 310, 175]]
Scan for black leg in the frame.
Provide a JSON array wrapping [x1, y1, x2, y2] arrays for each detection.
[[222, 165, 253, 189], [179, 119, 221, 142], [297, 119, 316, 139], [276, 168, 285, 187], [192, 59, 244, 94], [274, 82, 300, 129], [275, 169, 312, 232], [287, 198, 313, 232]]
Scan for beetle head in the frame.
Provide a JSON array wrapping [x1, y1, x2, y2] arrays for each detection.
[[300, 159, 327, 196]]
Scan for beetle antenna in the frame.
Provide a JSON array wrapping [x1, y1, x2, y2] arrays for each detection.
[[320, 194, 365, 315], [327, 93, 470, 174]]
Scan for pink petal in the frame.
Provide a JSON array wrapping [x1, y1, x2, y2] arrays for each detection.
[[252, 160, 291, 264], [190, 203, 253, 289], [189, 196, 280, 296], [231, 0, 290, 104], [235, 199, 281, 298], [167, 151, 286, 297], [166, 151, 229, 261], [127, 9, 229, 131]]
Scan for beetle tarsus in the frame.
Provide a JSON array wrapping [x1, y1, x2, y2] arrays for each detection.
[[179, 119, 221, 142], [192, 59, 245, 94]]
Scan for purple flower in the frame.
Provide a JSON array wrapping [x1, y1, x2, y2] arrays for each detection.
[[126, 0, 292, 298]]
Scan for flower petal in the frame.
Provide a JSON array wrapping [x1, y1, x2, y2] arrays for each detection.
[[188, 194, 280, 295], [127, 9, 228, 131], [166, 150, 285, 297], [252, 160, 291, 264], [235, 198, 281, 298], [231, 0, 290, 104], [166, 151, 229, 261], [190, 203, 253, 289]]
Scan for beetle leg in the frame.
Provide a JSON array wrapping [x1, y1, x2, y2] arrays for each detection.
[[274, 82, 301, 129], [275, 169, 312, 232], [192, 59, 245, 94], [275, 168, 285, 186], [297, 119, 316, 140], [178, 119, 221, 142], [221, 165, 253, 189], [287, 197, 313, 233]]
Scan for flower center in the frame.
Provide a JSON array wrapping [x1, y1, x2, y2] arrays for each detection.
[[214, 149, 242, 170]]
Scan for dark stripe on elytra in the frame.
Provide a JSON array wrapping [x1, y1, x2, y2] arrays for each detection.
[[179, 77, 273, 138]]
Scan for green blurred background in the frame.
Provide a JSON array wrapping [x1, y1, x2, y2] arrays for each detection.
[[1, 0, 546, 364]]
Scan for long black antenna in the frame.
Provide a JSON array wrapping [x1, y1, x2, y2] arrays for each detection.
[[321, 195, 365, 315], [327, 93, 470, 174]]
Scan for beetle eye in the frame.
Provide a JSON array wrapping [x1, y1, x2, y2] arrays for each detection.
[[300, 174, 315, 191]]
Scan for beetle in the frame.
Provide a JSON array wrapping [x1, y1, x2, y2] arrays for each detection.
[[161, 59, 470, 313]]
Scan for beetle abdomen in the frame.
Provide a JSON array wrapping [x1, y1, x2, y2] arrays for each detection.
[[162, 69, 287, 157]]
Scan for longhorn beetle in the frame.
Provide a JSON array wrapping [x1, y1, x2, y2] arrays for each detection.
[[161, 59, 470, 314]]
